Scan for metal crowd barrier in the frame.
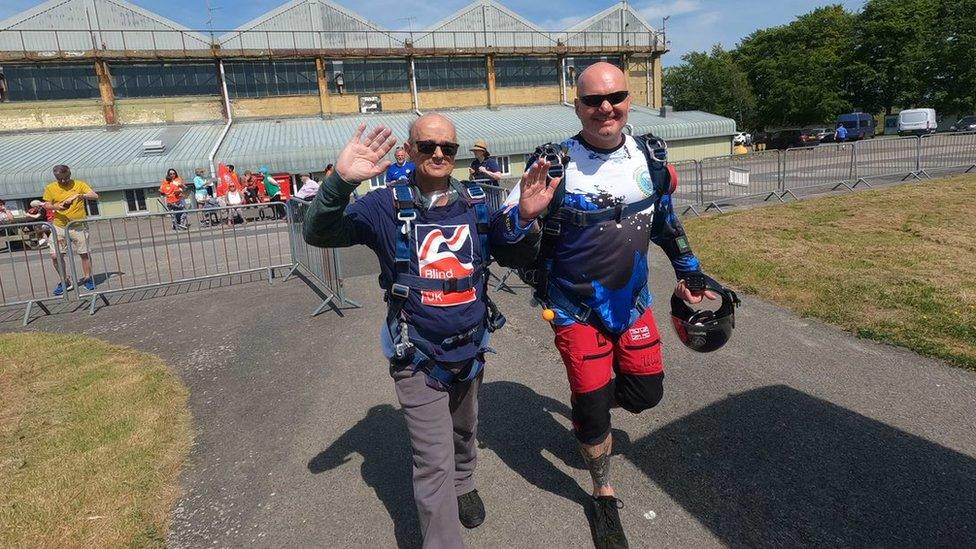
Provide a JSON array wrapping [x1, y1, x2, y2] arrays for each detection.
[[782, 143, 856, 193], [699, 151, 784, 213], [670, 160, 703, 215], [284, 198, 360, 316], [473, 184, 528, 293], [853, 136, 923, 185], [476, 183, 510, 211], [0, 221, 68, 325], [64, 203, 293, 314], [919, 132, 976, 176]]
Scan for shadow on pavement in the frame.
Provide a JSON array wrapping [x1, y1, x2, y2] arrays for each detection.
[[619, 384, 976, 547], [307, 404, 420, 549], [478, 381, 591, 506]]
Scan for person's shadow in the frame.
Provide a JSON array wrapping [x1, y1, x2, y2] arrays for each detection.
[[307, 404, 420, 548], [477, 380, 592, 506], [620, 384, 976, 547]]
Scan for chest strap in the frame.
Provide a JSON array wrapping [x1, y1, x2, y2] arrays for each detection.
[[545, 192, 658, 233]]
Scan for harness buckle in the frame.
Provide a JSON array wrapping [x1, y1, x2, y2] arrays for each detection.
[[391, 283, 410, 299], [614, 200, 624, 224], [466, 184, 486, 200], [572, 303, 592, 323], [397, 209, 417, 234], [543, 221, 561, 236], [444, 277, 459, 293], [393, 341, 415, 361]]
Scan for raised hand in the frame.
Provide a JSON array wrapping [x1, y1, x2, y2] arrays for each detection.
[[335, 124, 398, 183], [518, 158, 559, 221]]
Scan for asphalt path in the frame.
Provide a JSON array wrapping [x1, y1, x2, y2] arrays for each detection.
[[6, 247, 975, 548]]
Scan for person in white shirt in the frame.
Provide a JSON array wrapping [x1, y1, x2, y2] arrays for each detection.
[[295, 173, 320, 200]]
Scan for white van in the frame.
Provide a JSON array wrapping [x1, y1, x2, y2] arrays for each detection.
[[898, 108, 937, 136]]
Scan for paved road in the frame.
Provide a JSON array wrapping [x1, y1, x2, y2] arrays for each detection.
[[6, 248, 975, 548]]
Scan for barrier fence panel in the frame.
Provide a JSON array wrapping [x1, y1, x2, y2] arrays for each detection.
[[782, 144, 856, 194], [698, 151, 783, 213], [854, 136, 922, 184], [285, 198, 359, 316], [670, 160, 702, 215], [476, 183, 510, 212], [64, 203, 292, 314], [0, 221, 68, 325], [919, 132, 976, 176]]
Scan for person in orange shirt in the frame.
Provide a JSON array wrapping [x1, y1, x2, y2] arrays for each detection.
[[159, 168, 187, 230]]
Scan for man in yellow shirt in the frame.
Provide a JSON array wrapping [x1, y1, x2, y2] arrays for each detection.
[[42, 165, 99, 296]]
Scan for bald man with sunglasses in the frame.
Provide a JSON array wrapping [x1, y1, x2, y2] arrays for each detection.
[[303, 113, 557, 548], [500, 62, 715, 548]]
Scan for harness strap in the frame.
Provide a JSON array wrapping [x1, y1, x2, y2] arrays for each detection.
[[543, 283, 650, 325], [547, 193, 658, 228], [393, 268, 484, 295]]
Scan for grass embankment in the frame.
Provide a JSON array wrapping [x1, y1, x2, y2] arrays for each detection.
[[0, 333, 192, 548], [685, 174, 976, 370]]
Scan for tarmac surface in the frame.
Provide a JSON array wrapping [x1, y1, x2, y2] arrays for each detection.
[[5, 246, 976, 548]]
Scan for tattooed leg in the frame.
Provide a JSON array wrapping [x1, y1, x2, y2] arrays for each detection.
[[580, 432, 614, 496]]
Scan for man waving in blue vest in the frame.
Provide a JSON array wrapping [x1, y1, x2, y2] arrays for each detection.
[[303, 113, 556, 548]]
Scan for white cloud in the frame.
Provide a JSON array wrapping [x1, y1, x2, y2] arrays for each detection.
[[636, 0, 703, 21]]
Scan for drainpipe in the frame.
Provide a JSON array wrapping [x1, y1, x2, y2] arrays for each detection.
[[409, 56, 422, 116], [208, 60, 233, 178], [560, 56, 572, 107]]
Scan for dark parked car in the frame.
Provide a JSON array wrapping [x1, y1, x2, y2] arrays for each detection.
[[800, 127, 830, 146], [765, 129, 806, 150], [949, 115, 976, 132]]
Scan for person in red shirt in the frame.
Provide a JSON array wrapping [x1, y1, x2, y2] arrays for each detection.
[[159, 168, 187, 230]]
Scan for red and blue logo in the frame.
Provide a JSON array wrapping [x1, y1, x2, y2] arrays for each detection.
[[415, 224, 476, 307]]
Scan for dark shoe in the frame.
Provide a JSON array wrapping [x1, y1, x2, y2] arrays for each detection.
[[457, 489, 485, 529], [588, 496, 628, 549]]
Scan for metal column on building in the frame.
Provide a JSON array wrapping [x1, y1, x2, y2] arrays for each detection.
[[486, 54, 497, 108], [315, 57, 332, 116], [94, 59, 117, 125]]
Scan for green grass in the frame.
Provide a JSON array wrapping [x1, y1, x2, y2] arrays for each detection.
[[684, 173, 976, 370], [0, 333, 192, 548]]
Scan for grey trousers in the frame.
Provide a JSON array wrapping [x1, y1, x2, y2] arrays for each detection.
[[393, 366, 482, 549]]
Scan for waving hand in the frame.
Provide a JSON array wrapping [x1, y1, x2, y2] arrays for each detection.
[[335, 124, 398, 183], [518, 158, 560, 221]]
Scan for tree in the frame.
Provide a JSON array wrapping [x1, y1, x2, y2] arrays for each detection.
[[852, 0, 940, 115], [736, 5, 856, 128], [663, 46, 757, 130], [927, 0, 976, 115]]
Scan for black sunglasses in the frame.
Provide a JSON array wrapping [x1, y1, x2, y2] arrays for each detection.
[[415, 140, 459, 157], [579, 91, 629, 108]]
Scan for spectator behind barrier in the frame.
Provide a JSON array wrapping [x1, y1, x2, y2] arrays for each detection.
[[160, 168, 188, 231], [0, 198, 12, 223], [42, 164, 99, 295], [295, 173, 320, 200], [26, 200, 52, 246]]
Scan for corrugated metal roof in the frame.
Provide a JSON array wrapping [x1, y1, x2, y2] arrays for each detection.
[[0, 105, 734, 198], [559, 2, 659, 49], [217, 0, 400, 51], [0, 123, 222, 198], [0, 0, 211, 52], [217, 104, 734, 174], [412, 0, 556, 49]]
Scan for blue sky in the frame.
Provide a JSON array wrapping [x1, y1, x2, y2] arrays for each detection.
[[0, 0, 866, 66]]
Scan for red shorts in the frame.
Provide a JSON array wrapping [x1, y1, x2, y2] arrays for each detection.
[[553, 308, 664, 395]]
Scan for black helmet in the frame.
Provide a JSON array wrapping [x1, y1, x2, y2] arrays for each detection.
[[670, 274, 741, 353]]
